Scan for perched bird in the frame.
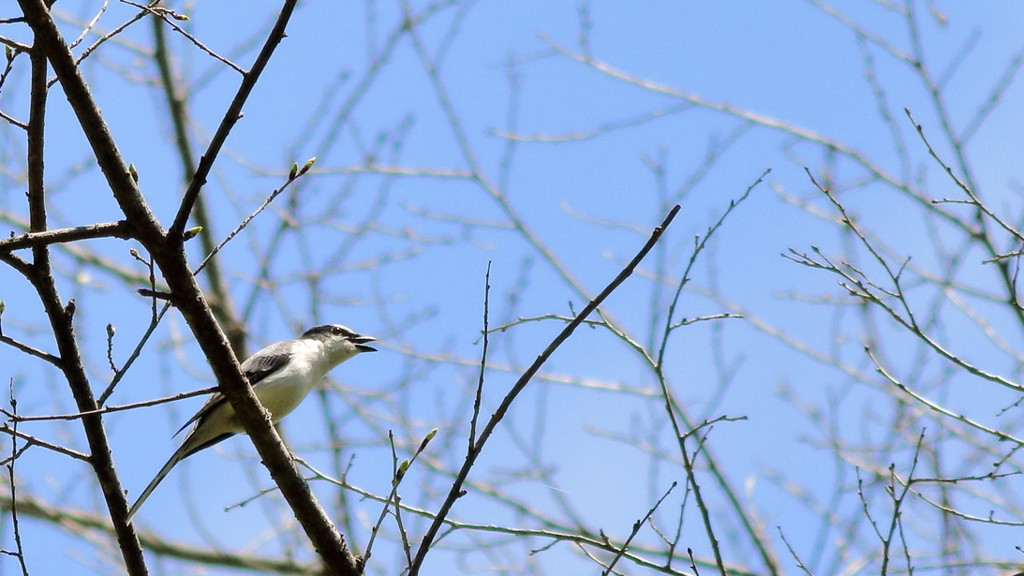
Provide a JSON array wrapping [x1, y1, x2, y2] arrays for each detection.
[[126, 324, 376, 521]]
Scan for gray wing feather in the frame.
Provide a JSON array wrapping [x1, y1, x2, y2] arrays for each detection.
[[130, 340, 300, 522], [173, 342, 296, 436]]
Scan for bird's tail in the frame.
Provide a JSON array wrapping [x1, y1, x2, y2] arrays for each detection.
[[126, 443, 188, 522]]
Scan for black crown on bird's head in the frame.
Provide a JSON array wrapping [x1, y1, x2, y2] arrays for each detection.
[[302, 324, 377, 353]]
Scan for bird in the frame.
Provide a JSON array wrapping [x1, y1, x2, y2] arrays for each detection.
[[126, 324, 376, 521]]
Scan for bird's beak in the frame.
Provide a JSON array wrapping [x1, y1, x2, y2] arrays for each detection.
[[350, 334, 377, 353]]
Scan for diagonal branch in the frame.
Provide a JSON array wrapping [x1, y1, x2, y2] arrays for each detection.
[[13, 4, 149, 572], [167, 0, 300, 239], [17, 1, 361, 573], [16, 0, 165, 247], [409, 204, 680, 574]]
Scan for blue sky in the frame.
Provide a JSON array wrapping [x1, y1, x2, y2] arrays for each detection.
[[2, 1, 1024, 574]]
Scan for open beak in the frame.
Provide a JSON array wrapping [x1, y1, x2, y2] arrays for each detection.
[[350, 334, 377, 353]]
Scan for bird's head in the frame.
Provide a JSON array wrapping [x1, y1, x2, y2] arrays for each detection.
[[301, 324, 377, 363]]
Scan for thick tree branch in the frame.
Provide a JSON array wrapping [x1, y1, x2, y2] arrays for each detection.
[[16, 1, 360, 573], [150, 237, 361, 575], [13, 6, 149, 571], [16, 0, 165, 247], [0, 221, 132, 252]]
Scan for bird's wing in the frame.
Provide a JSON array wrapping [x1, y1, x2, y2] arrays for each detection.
[[241, 344, 296, 384], [131, 341, 301, 521], [173, 345, 294, 437]]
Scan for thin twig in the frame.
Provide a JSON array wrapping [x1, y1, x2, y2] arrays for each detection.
[[2, 386, 218, 423], [601, 482, 677, 575], [0, 426, 89, 462], [6, 380, 30, 576], [409, 204, 680, 574], [168, 2, 298, 237], [469, 261, 490, 446]]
